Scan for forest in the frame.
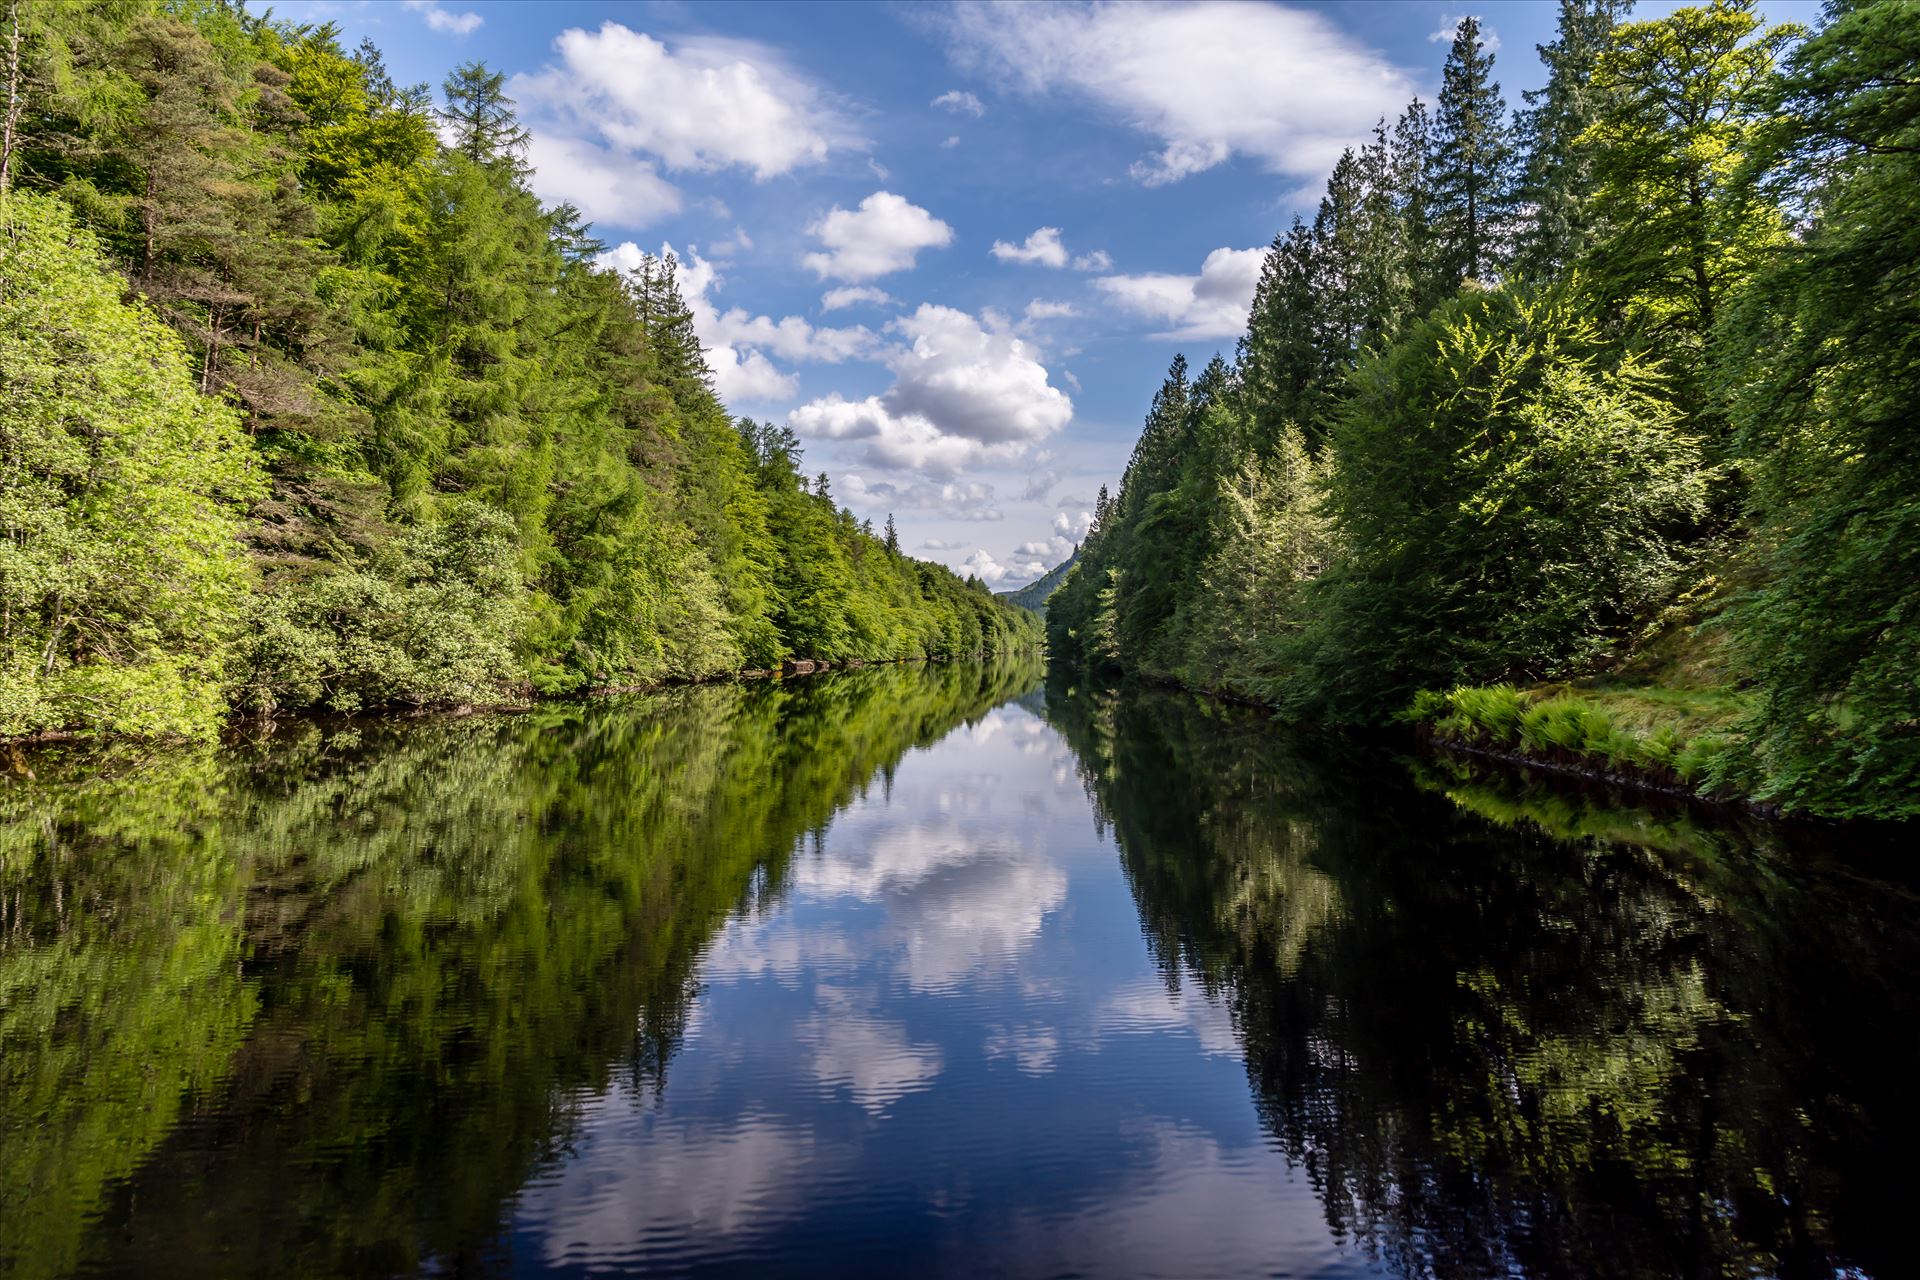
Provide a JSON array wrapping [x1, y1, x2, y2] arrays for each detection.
[[0, 1, 1038, 745], [1045, 0, 1918, 820]]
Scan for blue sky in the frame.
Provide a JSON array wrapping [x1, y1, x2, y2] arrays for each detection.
[[273, 0, 1818, 587]]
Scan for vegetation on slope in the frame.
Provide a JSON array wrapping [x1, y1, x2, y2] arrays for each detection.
[[1047, 0, 1918, 820], [997, 550, 1078, 616], [0, 3, 1036, 743]]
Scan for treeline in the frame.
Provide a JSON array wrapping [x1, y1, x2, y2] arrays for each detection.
[[0, 1, 1036, 742], [1047, 0, 1918, 819]]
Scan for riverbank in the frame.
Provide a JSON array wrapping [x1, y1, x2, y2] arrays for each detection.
[[1, 649, 1044, 774]]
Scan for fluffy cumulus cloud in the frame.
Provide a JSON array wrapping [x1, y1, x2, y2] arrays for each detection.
[[820, 285, 895, 312], [804, 192, 954, 282], [961, 548, 1016, 584], [841, 475, 1003, 522], [403, 0, 482, 36], [1095, 245, 1265, 339], [512, 25, 852, 225], [788, 305, 1072, 476], [1008, 510, 1093, 577], [599, 241, 878, 405], [991, 226, 1069, 268], [939, 1, 1415, 186], [1072, 249, 1113, 272], [932, 89, 987, 117], [524, 133, 683, 226]]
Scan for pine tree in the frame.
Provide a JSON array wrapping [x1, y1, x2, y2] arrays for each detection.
[[439, 61, 528, 169], [1514, 0, 1634, 278], [1313, 149, 1368, 369], [883, 513, 900, 555], [1393, 99, 1449, 314], [1430, 16, 1517, 287], [1239, 220, 1325, 448]]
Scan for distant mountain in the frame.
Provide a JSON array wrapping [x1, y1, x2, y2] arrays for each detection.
[[997, 551, 1076, 615]]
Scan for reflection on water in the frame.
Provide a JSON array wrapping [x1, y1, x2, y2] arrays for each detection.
[[1, 663, 1913, 1278]]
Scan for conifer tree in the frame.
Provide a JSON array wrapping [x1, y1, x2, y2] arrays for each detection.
[[1514, 0, 1634, 278], [1430, 16, 1517, 286], [1239, 220, 1325, 448], [1393, 98, 1449, 313], [439, 61, 528, 168]]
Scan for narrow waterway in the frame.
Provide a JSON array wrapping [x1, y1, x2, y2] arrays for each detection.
[[1, 662, 1913, 1278]]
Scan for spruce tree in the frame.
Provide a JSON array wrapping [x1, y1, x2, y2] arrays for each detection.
[[439, 61, 528, 168], [1239, 220, 1325, 448], [1393, 99, 1449, 314], [1430, 16, 1517, 287], [1514, 0, 1634, 278], [883, 514, 899, 555]]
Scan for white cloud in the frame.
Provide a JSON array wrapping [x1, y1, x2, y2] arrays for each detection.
[[804, 192, 954, 282], [1021, 469, 1060, 501], [1071, 249, 1113, 272], [1429, 13, 1502, 52], [788, 304, 1072, 477], [706, 225, 754, 257], [997, 510, 1091, 584], [932, 89, 987, 117], [963, 548, 1017, 584], [941, 134, 962, 149], [523, 132, 682, 226], [516, 25, 848, 179], [1023, 299, 1078, 323], [921, 538, 964, 551], [403, 0, 482, 36], [888, 305, 1072, 442], [600, 240, 877, 405], [820, 285, 895, 312], [512, 25, 854, 226], [842, 474, 1002, 522], [990, 226, 1070, 269], [940, 2, 1415, 187], [1095, 245, 1265, 340]]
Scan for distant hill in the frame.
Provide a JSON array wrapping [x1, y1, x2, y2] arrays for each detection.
[[997, 551, 1076, 615]]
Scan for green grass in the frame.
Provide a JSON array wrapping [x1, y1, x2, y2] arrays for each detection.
[[1408, 678, 1754, 795]]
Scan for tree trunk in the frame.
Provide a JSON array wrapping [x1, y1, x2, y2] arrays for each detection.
[[0, 0, 21, 195]]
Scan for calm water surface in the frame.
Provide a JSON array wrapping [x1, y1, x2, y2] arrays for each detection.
[[2, 661, 1915, 1278]]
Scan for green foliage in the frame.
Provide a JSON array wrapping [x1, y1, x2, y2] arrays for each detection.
[[1431, 15, 1518, 284], [1410, 680, 1750, 792], [1714, 0, 1920, 819], [0, 9, 1033, 743], [0, 190, 259, 739], [1580, 0, 1800, 399], [1286, 282, 1707, 721]]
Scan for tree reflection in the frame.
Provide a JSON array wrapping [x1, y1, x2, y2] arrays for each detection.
[[1045, 677, 1919, 1280], [0, 658, 1042, 1278]]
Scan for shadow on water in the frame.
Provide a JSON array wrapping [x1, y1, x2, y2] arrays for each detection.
[[1042, 673, 1920, 1280], [0, 658, 1042, 1279]]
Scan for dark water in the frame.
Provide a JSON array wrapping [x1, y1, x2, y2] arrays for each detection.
[[2, 661, 1915, 1279]]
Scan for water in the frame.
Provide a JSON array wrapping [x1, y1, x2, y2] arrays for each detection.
[[2, 661, 1915, 1279]]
